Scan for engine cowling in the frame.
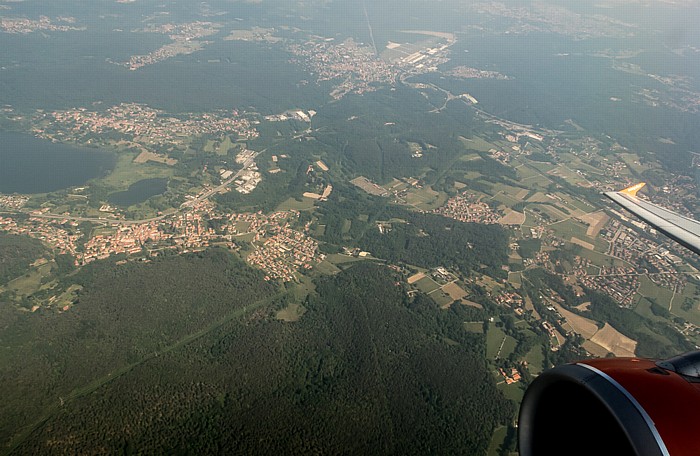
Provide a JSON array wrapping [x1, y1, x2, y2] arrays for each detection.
[[518, 352, 700, 455]]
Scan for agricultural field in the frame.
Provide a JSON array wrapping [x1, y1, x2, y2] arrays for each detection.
[[554, 303, 598, 339], [403, 187, 448, 211], [313, 260, 342, 276], [442, 282, 468, 301], [578, 211, 610, 237], [406, 272, 426, 285], [216, 136, 238, 156], [276, 197, 316, 211], [203, 136, 238, 156], [636, 276, 675, 311], [325, 254, 368, 266], [459, 153, 482, 163], [547, 165, 590, 186], [3, 261, 54, 299], [486, 324, 517, 360], [589, 323, 637, 357], [618, 153, 650, 175], [570, 237, 595, 251], [567, 196, 597, 213], [203, 139, 216, 154], [494, 183, 528, 200], [515, 164, 547, 182], [552, 302, 636, 357], [507, 272, 522, 288], [524, 344, 546, 375], [520, 212, 540, 228], [523, 161, 557, 174], [549, 219, 592, 242], [576, 248, 626, 268], [497, 381, 525, 403], [534, 204, 570, 223], [670, 282, 700, 326], [486, 325, 507, 359], [477, 275, 504, 294], [499, 209, 526, 226], [98, 153, 174, 190], [430, 289, 455, 308], [583, 340, 612, 357], [459, 135, 495, 153], [487, 426, 509, 456], [492, 192, 521, 208], [556, 154, 604, 177], [414, 276, 441, 294]]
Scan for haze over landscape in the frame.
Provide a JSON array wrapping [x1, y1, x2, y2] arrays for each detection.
[[2, 0, 700, 454]]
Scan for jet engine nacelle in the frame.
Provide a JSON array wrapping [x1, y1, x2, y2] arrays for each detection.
[[519, 352, 700, 456]]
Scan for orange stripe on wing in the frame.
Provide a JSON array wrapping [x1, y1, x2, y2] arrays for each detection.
[[620, 182, 646, 197]]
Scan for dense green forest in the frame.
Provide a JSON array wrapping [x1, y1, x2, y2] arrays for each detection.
[[0, 249, 277, 452], [314, 185, 392, 244], [313, 87, 478, 183], [359, 209, 509, 279], [8, 262, 512, 455], [4, 1, 700, 455], [313, 186, 509, 278], [0, 234, 47, 284]]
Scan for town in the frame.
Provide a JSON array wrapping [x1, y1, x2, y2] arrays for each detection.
[[31, 103, 258, 152], [0, 16, 84, 34], [287, 31, 453, 99], [433, 192, 502, 225], [120, 22, 221, 70], [447, 66, 511, 80], [0, 199, 323, 284]]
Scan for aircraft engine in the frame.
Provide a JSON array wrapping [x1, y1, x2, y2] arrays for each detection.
[[518, 352, 700, 455]]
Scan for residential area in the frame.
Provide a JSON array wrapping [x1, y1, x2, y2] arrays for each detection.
[[0, 203, 322, 283], [32, 103, 258, 151]]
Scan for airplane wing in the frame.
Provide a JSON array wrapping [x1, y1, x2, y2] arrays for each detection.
[[604, 182, 700, 256]]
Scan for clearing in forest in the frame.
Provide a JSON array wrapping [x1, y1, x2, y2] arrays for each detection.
[[276, 303, 306, 322]]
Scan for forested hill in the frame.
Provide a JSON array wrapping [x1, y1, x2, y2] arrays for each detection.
[[313, 187, 510, 278], [0, 234, 46, 284], [360, 210, 510, 278], [12, 262, 513, 455], [0, 249, 277, 452]]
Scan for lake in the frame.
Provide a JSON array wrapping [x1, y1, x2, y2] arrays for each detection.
[[0, 131, 115, 194], [107, 178, 169, 207]]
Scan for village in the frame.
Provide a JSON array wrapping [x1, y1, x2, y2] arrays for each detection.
[[433, 192, 502, 225], [32, 103, 258, 151], [0, 16, 84, 34], [0, 199, 323, 283], [0, 194, 29, 211], [120, 21, 221, 70], [517, 214, 689, 309]]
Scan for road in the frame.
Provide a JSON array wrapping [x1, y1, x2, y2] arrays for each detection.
[[6, 153, 259, 226], [181, 154, 258, 207]]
